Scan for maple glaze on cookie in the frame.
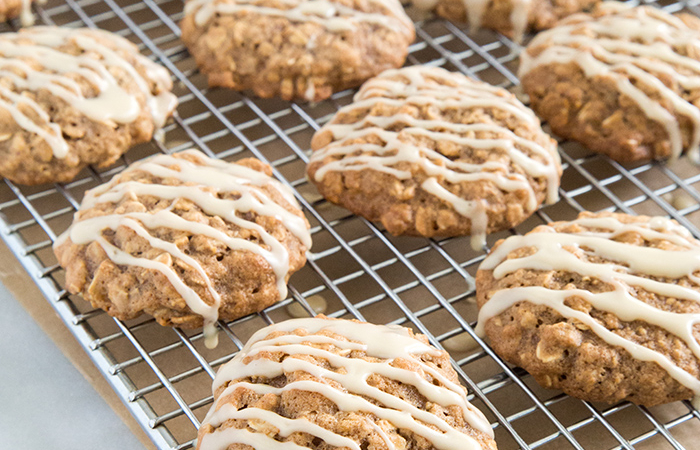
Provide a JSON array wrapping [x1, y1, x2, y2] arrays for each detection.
[[197, 317, 498, 450], [0, 26, 177, 185], [308, 65, 561, 249], [415, 0, 599, 42], [476, 211, 700, 407], [54, 150, 311, 347], [181, 0, 414, 101], [521, 3, 700, 162]]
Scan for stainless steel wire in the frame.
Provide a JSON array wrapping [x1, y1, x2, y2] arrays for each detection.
[[1, 0, 699, 449]]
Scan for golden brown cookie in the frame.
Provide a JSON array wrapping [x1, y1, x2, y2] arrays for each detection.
[[476, 211, 700, 406], [196, 316, 498, 450], [520, 3, 700, 162], [0, 26, 177, 185], [417, 0, 599, 42], [180, 0, 415, 102], [0, 0, 31, 23], [54, 150, 311, 343], [307, 66, 561, 248]]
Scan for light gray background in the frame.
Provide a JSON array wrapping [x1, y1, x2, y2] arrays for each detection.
[[0, 281, 144, 449]]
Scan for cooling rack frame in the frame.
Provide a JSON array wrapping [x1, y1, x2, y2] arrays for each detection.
[[2, 0, 700, 449]]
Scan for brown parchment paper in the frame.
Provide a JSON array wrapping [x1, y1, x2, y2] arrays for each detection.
[[0, 240, 156, 450]]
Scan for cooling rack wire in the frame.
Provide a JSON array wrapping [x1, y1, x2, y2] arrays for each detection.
[[2, 0, 700, 448]]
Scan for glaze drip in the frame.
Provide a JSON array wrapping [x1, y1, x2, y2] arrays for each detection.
[[20, 0, 34, 27], [55, 150, 311, 347], [411, 0, 530, 42], [310, 66, 560, 249], [0, 26, 177, 158], [520, 3, 700, 161], [477, 214, 700, 400], [199, 318, 493, 450]]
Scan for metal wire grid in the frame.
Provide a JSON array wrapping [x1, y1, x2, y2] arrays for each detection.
[[1, 0, 700, 449]]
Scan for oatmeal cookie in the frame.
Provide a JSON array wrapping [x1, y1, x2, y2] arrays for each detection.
[[0, 26, 177, 185], [417, 0, 599, 42], [1, 0, 31, 23], [180, 0, 415, 102], [196, 316, 498, 450], [307, 66, 561, 248], [53, 150, 311, 341], [476, 211, 700, 406], [520, 3, 700, 162]]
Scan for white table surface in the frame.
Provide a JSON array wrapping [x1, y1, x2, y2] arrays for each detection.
[[0, 281, 145, 449]]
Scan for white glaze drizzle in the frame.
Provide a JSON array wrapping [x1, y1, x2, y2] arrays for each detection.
[[520, 3, 700, 161], [411, 0, 530, 43], [200, 318, 493, 450], [508, 0, 530, 43], [310, 66, 560, 249], [55, 150, 311, 348], [19, 0, 45, 27], [185, 0, 413, 37], [365, 418, 397, 450], [422, 177, 489, 250], [20, 0, 33, 27], [0, 26, 177, 158], [206, 405, 362, 449], [459, 0, 530, 42], [477, 214, 700, 402]]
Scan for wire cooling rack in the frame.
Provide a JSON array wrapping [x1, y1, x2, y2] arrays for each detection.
[[2, 0, 700, 449]]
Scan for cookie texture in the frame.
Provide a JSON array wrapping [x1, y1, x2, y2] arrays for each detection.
[[307, 66, 561, 246], [423, 0, 599, 42], [520, 3, 700, 162], [180, 0, 415, 102], [197, 316, 497, 450], [476, 211, 700, 406], [53, 150, 311, 334], [0, 0, 30, 22], [0, 26, 177, 186]]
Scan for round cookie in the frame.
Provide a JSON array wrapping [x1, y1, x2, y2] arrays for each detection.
[[415, 0, 599, 42], [0, 26, 178, 185], [197, 316, 498, 450], [307, 66, 561, 248], [180, 0, 415, 102], [475, 211, 700, 406], [53, 150, 311, 345], [520, 3, 700, 163]]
